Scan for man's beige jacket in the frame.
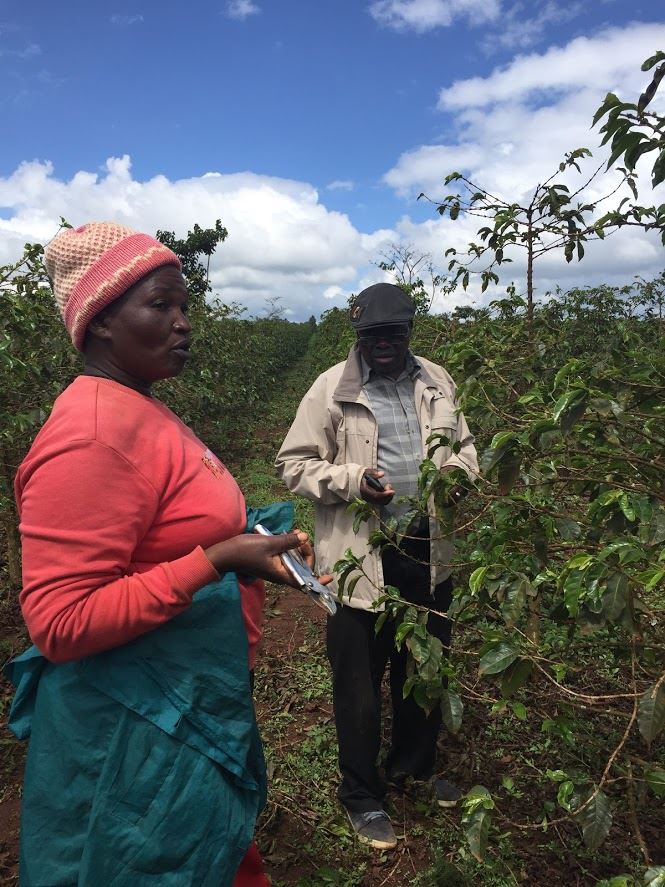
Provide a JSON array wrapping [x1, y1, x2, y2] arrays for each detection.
[[275, 346, 479, 611]]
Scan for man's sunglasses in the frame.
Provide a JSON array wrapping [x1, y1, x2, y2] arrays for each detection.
[[357, 325, 410, 344]]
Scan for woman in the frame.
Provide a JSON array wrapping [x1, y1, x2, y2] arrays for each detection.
[[5, 222, 317, 886]]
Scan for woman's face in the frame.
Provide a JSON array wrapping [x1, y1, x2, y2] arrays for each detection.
[[87, 265, 192, 389]]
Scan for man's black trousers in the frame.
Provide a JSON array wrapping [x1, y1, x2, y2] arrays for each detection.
[[326, 535, 453, 814]]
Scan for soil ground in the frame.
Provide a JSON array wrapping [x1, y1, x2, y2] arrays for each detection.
[[1, 587, 663, 886], [252, 586, 665, 887]]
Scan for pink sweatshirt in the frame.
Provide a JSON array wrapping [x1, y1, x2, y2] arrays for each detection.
[[15, 376, 265, 666]]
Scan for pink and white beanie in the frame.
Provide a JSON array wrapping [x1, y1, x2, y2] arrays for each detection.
[[45, 222, 182, 351]]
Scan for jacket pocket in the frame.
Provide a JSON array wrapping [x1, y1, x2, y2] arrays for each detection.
[[429, 400, 457, 434]]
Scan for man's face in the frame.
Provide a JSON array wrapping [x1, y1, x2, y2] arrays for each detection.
[[357, 323, 412, 378]]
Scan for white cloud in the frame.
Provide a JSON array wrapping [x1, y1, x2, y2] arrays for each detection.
[[0, 155, 395, 319], [110, 14, 144, 26], [384, 143, 484, 198], [225, 0, 260, 21], [0, 41, 41, 58], [480, 1, 584, 54], [382, 22, 665, 304], [368, 0, 501, 32], [323, 285, 346, 300], [439, 23, 665, 110], [326, 180, 356, 192]]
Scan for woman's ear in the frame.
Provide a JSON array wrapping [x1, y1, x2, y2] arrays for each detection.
[[86, 313, 112, 341]]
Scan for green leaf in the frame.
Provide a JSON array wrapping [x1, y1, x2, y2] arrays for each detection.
[[395, 621, 416, 647], [645, 867, 665, 887], [554, 517, 582, 541], [511, 702, 527, 721], [440, 689, 464, 734], [469, 566, 488, 595], [641, 51, 665, 71], [374, 609, 391, 635], [638, 683, 665, 743], [566, 554, 594, 571], [554, 358, 583, 388], [557, 780, 575, 811], [653, 148, 665, 187], [645, 509, 665, 545], [600, 573, 628, 622], [552, 388, 587, 427], [574, 788, 612, 850], [501, 659, 533, 698], [591, 92, 621, 127], [595, 877, 634, 887], [490, 430, 519, 450], [344, 574, 362, 601], [639, 568, 665, 591], [619, 493, 636, 522], [563, 569, 585, 617], [462, 786, 494, 862], [645, 768, 665, 798], [638, 60, 665, 113], [479, 643, 519, 676]]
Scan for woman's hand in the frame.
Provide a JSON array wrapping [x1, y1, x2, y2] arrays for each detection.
[[204, 530, 332, 588]]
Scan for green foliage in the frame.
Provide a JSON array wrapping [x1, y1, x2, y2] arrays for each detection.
[[0, 235, 77, 587], [419, 53, 665, 324], [335, 275, 665, 867], [420, 145, 650, 325], [461, 785, 494, 861], [156, 220, 228, 303], [305, 306, 356, 377], [593, 51, 665, 189]]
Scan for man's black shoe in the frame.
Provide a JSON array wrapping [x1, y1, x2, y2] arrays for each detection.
[[434, 777, 463, 808], [345, 808, 398, 849], [389, 774, 463, 808]]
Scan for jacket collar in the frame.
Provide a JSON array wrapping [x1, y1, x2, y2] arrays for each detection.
[[333, 344, 438, 403]]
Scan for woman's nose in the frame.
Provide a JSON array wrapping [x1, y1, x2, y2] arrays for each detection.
[[174, 310, 191, 331]]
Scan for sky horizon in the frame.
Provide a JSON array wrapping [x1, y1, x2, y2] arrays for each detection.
[[1, 1, 663, 319]]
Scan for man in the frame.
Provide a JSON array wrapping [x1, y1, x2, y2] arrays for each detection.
[[275, 283, 478, 850]]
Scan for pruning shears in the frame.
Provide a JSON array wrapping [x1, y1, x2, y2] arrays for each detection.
[[254, 524, 337, 616]]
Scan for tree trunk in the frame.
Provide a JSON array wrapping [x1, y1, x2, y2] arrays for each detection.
[[526, 215, 534, 330]]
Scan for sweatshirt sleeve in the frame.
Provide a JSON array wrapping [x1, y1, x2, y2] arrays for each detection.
[[17, 439, 218, 663], [275, 376, 365, 505]]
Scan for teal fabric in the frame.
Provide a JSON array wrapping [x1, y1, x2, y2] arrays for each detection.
[[4, 502, 294, 887]]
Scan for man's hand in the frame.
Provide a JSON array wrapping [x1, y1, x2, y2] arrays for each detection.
[[360, 469, 395, 505]]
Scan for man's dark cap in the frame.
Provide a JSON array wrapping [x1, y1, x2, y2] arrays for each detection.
[[349, 283, 416, 330]]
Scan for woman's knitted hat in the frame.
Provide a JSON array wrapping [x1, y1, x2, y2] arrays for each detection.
[[45, 222, 182, 350]]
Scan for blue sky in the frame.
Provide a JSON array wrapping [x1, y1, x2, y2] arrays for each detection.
[[1, 1, 664, 318]]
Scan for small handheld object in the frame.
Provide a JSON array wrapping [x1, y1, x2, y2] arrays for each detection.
[[363, 473, 385, 492], [449, 486, 469, 505], [254, 524, 337, 616]]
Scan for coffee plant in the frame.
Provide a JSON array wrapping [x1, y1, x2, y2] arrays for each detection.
[[334, 276, 664, 878]]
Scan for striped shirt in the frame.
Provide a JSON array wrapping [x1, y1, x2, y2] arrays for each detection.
[[361, 353, 422, 523]]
